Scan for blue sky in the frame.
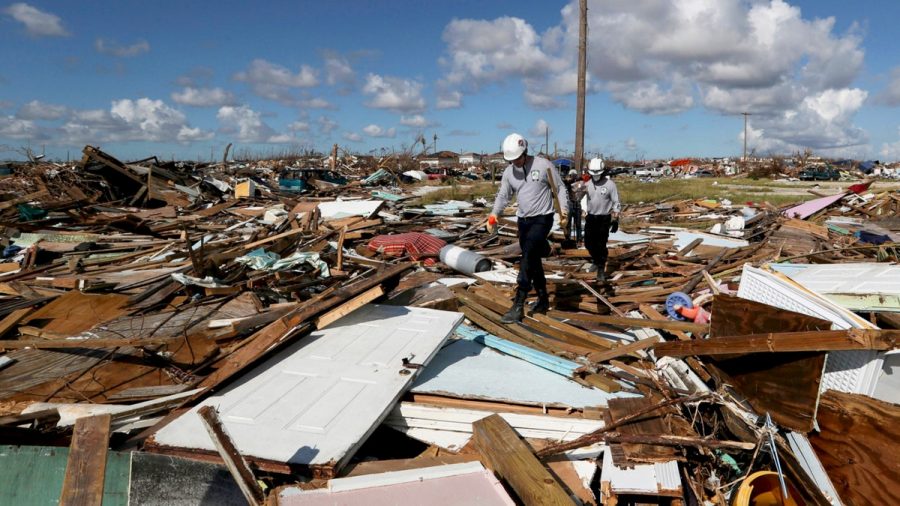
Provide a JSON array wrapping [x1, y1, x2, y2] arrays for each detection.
[[2, 0, 900, 162]]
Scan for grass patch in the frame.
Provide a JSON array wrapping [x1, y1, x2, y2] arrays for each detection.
[[413, 181, 499, 205], [616, 178, 808, 206]]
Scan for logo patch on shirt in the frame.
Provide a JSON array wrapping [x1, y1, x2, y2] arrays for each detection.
[[599, 187, 608, 195], [529, 169, 541, 181]]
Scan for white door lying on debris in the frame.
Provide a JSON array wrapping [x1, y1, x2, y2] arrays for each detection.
[[152, 305, 462, 472]]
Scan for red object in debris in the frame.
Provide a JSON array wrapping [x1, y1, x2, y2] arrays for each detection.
[[847, 181, 872, 195], [368, 232, 447, 265], [670, 158, 692, 167]]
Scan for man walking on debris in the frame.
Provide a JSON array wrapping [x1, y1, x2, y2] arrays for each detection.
[[564, 168, 585, 245], [487, 133, 569, 323], [584, 157, 620, 281]]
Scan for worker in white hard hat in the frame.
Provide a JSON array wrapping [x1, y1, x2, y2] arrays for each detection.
[[487, 133, 569, 323], [584, 157, 620, 281], [564, 168, 585, 245]]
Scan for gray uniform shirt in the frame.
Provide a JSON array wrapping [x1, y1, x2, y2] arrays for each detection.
[[585, 176, 621, 215], [490, 156, 569, 218]]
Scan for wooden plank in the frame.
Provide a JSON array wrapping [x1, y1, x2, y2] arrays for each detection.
[[336, 225, 347, 271], [653, 329, 898, 356], [0, 307, 32, 338], [0, 336, 182, 350], [197, 406, 265, 506], [314, 285, 383, 329], [587, 336, 658, 364], [472, 414, 576, 506], [808, 390, 900, 506], [548, 309, 709, 334], [59, 414, 111, 506], [241, 227, 305, 250]]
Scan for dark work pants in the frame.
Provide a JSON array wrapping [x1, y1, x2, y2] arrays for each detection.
[[516, 213, 553, 294], [566, 202, 582, 242], [585, 213, 611, 269]]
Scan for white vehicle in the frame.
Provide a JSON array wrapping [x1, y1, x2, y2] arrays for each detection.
[[634, 166, 665, 177]]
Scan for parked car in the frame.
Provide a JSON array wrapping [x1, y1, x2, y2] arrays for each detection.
[[799, 167, 839, 181], [693, 169, 715, 177]]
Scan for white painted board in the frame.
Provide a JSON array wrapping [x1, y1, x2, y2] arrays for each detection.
[[152, 305, 462, 471]]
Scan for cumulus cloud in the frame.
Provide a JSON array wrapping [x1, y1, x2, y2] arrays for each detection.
[[4, 3, 68, 37], [436, 86, 462, 109], [322, 50, 355, 90], [16, 100, 68, 120], [317, 116, 338, 135], [529, 119, 551, 137], [58, 98, 211, 144], [94, 38, 150, 57], [171, 87, 235, 107], [362, 74, 425, 113], [234, 59, 319, 104], [0, 116, 41, 139], [447, 129, 479, 137], [362, 124, 396, 138], [438, 0, 869, 153], [216, 105, 278, 143], [288, 121, 310, 132], [880, 128, 900, 161], [342, 132, 362, 142], [875, 67, 900, 107], [400, 115, 438, 128]]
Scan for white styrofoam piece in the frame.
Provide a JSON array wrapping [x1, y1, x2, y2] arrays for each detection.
[[785, 432, 844, 505], [737, 264, 882, 398], [411, 339, 635, 408], [318, 199, 384, 220], [474, 267, 564, 284], [386, 402, 604, 451], [153, 305, 462, 470], [600, 451, 682, 494]]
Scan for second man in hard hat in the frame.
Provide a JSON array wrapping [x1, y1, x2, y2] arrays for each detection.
[[584, 157, 620, 281], [488, 133, 569, 323]]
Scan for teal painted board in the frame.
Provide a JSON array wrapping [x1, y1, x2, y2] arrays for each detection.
[[0, 445, 130, 506]]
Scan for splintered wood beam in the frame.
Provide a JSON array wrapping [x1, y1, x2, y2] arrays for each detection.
[[472, 414, 576, 506], [314, 285, 383, 329], [198, 406, 265, 506], [587, 336, 659, 364], [241, 227, 306, 250], [0, 336, 181, 350], [548, 309, 709, 335], [654, 329, 900, 356], [59, 414, 111, 506]]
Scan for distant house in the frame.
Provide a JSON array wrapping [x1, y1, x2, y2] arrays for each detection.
[[485, 151, 506, 166], [458, 152, 483, 166], [418, 150, 458, 168]]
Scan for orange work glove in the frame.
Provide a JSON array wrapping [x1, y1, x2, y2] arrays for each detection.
[[486, 214, 498, 233]]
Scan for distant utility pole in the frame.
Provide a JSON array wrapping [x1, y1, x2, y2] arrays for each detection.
[[433, 133, 438, 154], [574, 0, 588, 173], [545, 125, 549, 157], [742, 112, 751, 163]]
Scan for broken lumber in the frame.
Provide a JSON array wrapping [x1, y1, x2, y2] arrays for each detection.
[[59, 414, 111, 506], [472, 414, 576, 506], [197, 406, 265, 506], [654, 329, 900, 356]]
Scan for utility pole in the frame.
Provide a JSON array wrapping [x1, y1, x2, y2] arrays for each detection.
[[574, 0, 588, 174], [545, 125, 549, 158], [433, 133, 438, 154]]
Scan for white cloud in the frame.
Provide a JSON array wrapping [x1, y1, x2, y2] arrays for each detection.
[[288, 121, 310, 132], [362, 73, 425, 113], [171, 87, 235, 107], [295, 96, 333, 109], [529, 119, 551, 137], [16, 100, 68, 120], [94, 38, 150, 57], [362, 124, 396, 138], [399, 115, 438, 128], [879, 128, 900, 161], [58, 98, 210, 144], [322, 50, 355, 88], [177, 126, 214, 142], [0, 116, 40, 139], [317, 115, 338, 135], [438, 0, 868, 153], [234, 59, 319, 104], [4, 3, 68, 37], [216, 105, 276, 143], [436, 86, 463, 109], [875, 67, 900, 107], [342, 132, 362, 142]]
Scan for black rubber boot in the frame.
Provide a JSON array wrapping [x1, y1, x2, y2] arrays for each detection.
[[596, 263, 607, 282], [501, 289, 528, 323], [529, 288, 550, 314]]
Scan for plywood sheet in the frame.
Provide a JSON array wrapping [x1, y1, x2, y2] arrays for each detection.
[[152, 305, 462, 474]]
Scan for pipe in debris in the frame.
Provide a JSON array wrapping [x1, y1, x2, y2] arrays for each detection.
[[439, 244, 491, 275]]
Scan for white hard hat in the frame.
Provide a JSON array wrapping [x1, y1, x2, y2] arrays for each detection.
[[502, 133, 528, 161], [588, 157, 605, 175]]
